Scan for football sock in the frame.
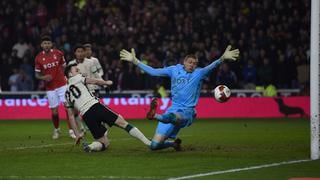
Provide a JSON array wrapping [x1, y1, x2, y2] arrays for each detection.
[[88, 141, 105, 151], [52, 114, 59, 129], [125, 124, 151, 146], [150, 140, 174, 150], [155, 113, 177, 124]]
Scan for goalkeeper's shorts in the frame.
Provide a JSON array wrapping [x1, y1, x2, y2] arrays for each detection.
[[155, 108, 196, 138]]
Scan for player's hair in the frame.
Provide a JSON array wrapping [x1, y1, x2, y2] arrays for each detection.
[[83, 43, 92, 48], [184, 54, 198, 62], [64, 63, 78, 78], [73, 44, 85, 53], [41, 35, 52, 42]]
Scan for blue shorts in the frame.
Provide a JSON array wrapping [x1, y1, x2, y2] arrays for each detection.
[[155, 108, 196, 139]]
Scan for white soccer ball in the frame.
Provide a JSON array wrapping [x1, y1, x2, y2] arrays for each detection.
[[214, 85, 231, 103]]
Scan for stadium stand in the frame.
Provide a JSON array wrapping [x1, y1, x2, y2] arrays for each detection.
[[0, 0, 310, 92]]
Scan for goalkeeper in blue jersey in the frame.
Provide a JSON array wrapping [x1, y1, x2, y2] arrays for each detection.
[[120, 45, 239, 151]]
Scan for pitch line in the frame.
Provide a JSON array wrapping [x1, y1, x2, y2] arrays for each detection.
[[1, 135, 192, 152], [0, 175, 162, 179], [167, 159, 313, 180], [0, 137, 139, 151]]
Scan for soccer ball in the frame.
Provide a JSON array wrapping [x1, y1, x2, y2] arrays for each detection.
[[214, 85, 231, 103]]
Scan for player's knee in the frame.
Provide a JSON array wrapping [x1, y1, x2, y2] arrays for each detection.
[[150, 141, 160, 151]]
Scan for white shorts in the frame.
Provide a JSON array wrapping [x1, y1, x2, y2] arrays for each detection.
[[46, 85, 67, 108]]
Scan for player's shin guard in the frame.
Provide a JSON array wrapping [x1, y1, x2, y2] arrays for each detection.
[[52, 114, 59, 129], [155, 113, 178, 124], [125, 124, 151, 146], [150, 140, 174, 150]]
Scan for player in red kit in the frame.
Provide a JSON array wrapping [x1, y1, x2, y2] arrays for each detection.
[[35, 35, 76, 139]]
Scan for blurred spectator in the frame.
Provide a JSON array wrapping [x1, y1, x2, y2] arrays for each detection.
[[0, 0, 311, 91], [257, 58, 273, 86], [275, 51, 290, 88], [16, 68, 34, 91], [8, 68, 20, 91], [19, 56, 34, 78], [241, 59, 257, 89], [216, 63, 238, 88], [12, 38, 29, 59], [296, 57, 309, 88]]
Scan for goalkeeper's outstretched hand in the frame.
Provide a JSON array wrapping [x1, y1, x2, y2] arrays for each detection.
[[119, 48, 140, 65], [220, 45, 240, 61]]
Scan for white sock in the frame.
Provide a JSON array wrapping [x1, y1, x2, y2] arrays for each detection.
[[88, 141, 103, 151], [129, 127, 151, 146]]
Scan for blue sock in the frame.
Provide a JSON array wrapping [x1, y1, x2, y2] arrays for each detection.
[[155, 113, 177, 124], [150, 140, 174, 150]]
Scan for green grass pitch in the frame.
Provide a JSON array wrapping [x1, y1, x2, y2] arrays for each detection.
[[0, 118, 319, 179]]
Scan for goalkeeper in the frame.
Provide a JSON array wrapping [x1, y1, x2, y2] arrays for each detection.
[[120, 45, 239, 151]]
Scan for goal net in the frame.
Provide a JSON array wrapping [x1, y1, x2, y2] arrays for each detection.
[[310, 0, 320, 160]]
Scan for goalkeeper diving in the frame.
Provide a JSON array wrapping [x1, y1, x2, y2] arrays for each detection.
[[119, 45, 240, 151]]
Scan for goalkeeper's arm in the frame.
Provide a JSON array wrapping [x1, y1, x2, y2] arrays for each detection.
[[119, 48, 171, 77], [202, 45, 240, 75]]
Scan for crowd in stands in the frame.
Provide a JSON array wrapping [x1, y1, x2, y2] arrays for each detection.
[[0, 0, 310, 93]]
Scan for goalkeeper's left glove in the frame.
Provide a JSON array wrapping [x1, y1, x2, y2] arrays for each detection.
[[119, 48, 140, 65], [220, 45, 240, 61]]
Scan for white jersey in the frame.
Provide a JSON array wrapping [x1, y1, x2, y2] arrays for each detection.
[[87, 56, 104, 77], [65, 74, 99, 115], [68, 58, 102, 92]]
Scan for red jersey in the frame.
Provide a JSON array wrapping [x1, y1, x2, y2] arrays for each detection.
[[35, 49, 67, 90]]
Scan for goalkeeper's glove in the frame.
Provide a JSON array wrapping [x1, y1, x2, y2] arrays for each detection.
[[220, 45, 240, 61], [119, 48, 140, 65]]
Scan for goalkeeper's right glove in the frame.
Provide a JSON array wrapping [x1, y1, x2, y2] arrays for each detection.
[[220, 45, 240, 61], [119, 48, 140, 65]]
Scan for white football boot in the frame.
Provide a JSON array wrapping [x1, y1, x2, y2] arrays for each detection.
[[52, 128, 60, 139], [69, 129, 76, 139]]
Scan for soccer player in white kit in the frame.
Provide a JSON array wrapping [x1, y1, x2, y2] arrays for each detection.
[[64, 63, 151, 152]]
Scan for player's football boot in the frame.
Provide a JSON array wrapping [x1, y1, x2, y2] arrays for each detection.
[[173, 138, 182, 151], [146, 98, 158, 120], [69, 129, 76, 139], [52, 128, 60, 139], [82, 142, 92, 152]]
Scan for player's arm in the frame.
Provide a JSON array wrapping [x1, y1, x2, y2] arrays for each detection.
[[64, 92, 83, 145], [119, 48, 171, 77], [201, 45, 240, 75], [65, 107, 83, 145], [35, 57, 52, 82], [85, 77, 113, 86], [35, 72, 52, 82]]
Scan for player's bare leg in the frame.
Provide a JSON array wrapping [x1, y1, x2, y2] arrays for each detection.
[[64, 108, 76, 139], [51, 107, 60, 139]]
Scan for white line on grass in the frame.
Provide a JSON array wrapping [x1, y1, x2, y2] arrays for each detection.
[[0, 135, 190, 152], [0, 175, 162, 179], [0, 137, 135, 151], [0, 135, 192, 152], [167, 159, 313, 180]]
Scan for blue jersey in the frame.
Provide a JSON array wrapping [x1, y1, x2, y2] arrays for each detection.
[[137, 59, 221, 109]]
